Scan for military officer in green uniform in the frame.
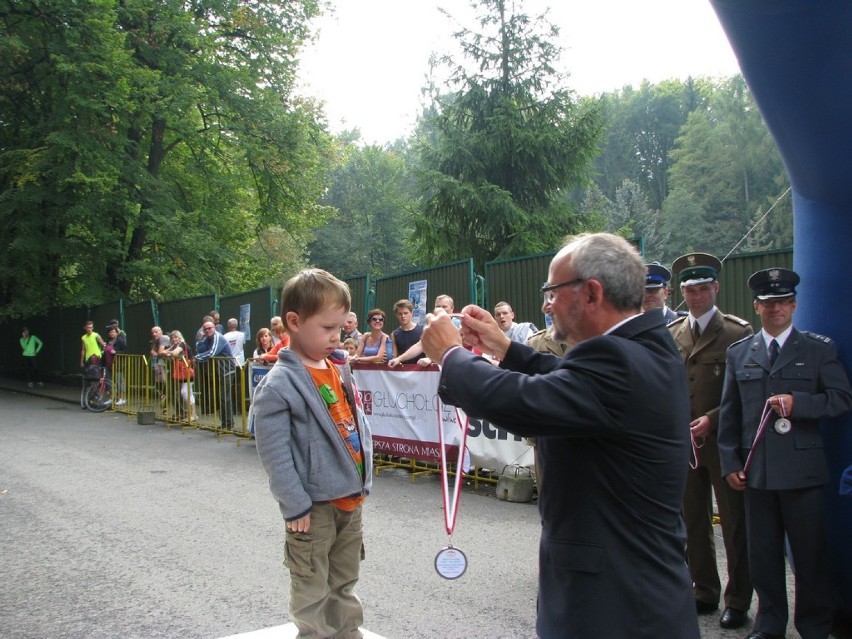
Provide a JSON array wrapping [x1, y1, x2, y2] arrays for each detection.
[[669, 252, 754, 630]]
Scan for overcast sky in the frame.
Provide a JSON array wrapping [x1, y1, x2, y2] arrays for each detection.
[[297, 0, 742, 145]]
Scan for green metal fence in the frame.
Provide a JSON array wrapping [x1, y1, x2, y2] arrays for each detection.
[[157, 294, 218, 348], [0, 248, 794, 379], [485, 252, 556, 328], [219, 287, 276, 355], [372, 259, 475, 331], [341, 275, 370, 328]]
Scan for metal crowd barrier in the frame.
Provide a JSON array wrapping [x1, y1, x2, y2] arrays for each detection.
[[104, 358, 505, 490], [109, 353, 250, 439], [111, 353, 151, 415], [190, 355, 249, 438]]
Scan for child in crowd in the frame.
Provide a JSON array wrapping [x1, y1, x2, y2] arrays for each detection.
[[253, 269, 372, 639], [342, 337, 358, 358]]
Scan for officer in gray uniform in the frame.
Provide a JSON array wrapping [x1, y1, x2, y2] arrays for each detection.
[[719, 267, 852, 639]]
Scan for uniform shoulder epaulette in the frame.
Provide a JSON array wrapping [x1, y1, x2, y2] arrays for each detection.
[[801, 330, 833, 344], [526, 328, 548, 348], [668, 315, 688, 327], [527, 327, 547, 340], [728, 334, 753, 350], [723, 313, 751, 327]]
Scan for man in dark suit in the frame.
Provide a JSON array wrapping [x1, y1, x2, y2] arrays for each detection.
[[643, 261, 680, 324], [421, 233, 699, 639], [719, 268, 852, 639], [669, 252, 754, 629]]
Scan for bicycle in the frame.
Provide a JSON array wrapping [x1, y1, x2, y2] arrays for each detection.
[[81, 364, 113, 413]]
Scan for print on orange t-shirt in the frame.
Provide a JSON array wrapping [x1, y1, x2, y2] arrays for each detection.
[[308, 362, 364, 511]]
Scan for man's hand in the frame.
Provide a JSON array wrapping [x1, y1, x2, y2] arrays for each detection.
[[689, 415, 714, 439], [725, 471, 746, 491], [421, 311, 464, 363], [770, 394, 794, 416], [457, 305, 512, 361]]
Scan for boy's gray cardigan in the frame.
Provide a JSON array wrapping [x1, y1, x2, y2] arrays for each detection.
[[253, 349, 373, 522]]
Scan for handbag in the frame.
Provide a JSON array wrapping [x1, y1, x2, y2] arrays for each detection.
[[172, 343, 195, 381]]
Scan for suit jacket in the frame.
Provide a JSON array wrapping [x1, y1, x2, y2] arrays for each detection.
[[718, 328, 852, 490], [439, 311, 699, 639]]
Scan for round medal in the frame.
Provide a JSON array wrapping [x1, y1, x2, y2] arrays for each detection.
[[435, 546, 468, 580], [774, 417, 791, 434]]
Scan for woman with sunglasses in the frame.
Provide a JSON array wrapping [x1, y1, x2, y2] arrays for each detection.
[[352, 308, 391, 364]]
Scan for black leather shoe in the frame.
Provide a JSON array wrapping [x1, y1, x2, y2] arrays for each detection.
[[695, 599, 719, 614], [719, 607, 747, 629], [744, 632, 785, 639]]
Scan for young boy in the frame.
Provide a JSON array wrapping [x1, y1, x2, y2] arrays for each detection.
[[342, 337, 358, 358], [253, 269, 372, 639]]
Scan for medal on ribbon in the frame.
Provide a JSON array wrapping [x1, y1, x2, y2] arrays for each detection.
[[435, 399, 470, 580], [773, 396, 791, 435]]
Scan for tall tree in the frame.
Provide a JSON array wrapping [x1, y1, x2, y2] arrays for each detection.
[[309, 140, 419, 278], [602, 179, 667, 257], [595, 78, 711, 211], [0, 0, 331, 319], [412, 0, 602, 270], [662, 76, 788, 260]]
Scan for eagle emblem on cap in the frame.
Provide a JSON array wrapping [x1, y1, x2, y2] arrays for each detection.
[[687, 255, 696, 266], [769, 269, 780, 281]]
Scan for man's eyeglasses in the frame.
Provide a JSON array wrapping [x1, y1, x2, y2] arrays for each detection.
[[540, 278, 586, 303], [370, 317, 384, 323], [203, 326, 216, 331]]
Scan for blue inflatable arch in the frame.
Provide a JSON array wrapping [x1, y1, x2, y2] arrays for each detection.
[[710, 0, 852, 624]]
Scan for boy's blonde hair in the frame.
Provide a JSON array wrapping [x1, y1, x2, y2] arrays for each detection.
[[281, 269, 351, 323], [342, 337, 358, 350]]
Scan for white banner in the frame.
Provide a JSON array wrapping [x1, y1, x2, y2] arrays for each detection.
[[352, 364, 532, 470]]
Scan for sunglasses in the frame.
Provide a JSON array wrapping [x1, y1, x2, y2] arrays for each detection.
[[370, 317, 384, 323]]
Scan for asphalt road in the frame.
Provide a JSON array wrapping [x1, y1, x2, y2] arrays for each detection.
[[0, 387, 800, 639]]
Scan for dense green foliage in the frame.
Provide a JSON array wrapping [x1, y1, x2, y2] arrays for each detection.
[[0, 0, 331, 318], [308, 140, 420, 277], [589, 75, 790, 262], [1, 0, 792, 320]]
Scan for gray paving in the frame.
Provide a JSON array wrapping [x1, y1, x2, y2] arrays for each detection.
[[1, 381, 802, 639]]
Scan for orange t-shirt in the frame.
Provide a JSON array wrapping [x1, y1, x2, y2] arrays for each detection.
[[307, 363, 365, 511]]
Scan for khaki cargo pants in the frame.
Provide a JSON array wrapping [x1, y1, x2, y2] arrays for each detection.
[[285, 501, 365, 639]]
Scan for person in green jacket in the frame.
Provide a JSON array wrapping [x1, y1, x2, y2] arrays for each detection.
[[20, 327, 44, 387]]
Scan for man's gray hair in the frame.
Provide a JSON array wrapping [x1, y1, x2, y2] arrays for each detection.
[[562, 233, 645, 312]]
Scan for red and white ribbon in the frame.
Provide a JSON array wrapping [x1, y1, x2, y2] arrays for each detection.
[[743, 399, 774, 474], [436, 400, 470, 539]]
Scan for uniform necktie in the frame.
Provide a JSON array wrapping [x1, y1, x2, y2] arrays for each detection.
[[769, 339, 779, 366], [692, 321, 701, 343]]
